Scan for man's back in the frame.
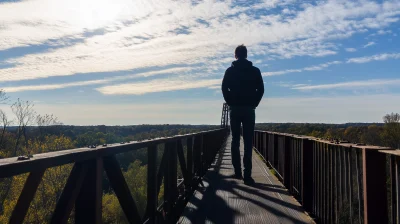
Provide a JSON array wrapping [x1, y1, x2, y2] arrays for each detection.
[[221, 44, 264, 186], [222, 59, 264, 108]]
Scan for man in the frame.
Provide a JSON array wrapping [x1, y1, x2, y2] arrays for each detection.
[[221, 44, 264, 186]]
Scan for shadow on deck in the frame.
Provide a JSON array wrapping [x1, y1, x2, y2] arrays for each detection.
[[179, 135, 314, 224]]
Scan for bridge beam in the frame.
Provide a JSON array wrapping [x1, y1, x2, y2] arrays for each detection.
[[363, 148, 388, 224]]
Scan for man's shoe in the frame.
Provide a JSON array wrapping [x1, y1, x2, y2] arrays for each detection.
[[231, 173, 243, 179], [243, 176, 255, 186]]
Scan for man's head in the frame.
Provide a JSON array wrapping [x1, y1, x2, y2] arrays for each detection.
[[235, 44, 247, 60]]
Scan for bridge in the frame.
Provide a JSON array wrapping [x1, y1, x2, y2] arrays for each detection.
[[0, 103, 398, 224]]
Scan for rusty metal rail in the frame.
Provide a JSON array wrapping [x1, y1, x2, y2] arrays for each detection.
[[253, 130, 393, 224], [0, 128, 229, 224]]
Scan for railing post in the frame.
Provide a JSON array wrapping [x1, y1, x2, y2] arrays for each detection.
[[283, 135, 291, 188], [395, 156, 400, 224], [177, 140, 188, 186], [274, 134, 279, 168], [263, 132, 268, 161], [193, 134, 203, 178], [147, 145, 158, 224], [390, 155, 397, 224], [329, 144, 334, 223], [362, 148, 388, 224], [316, 142, 323, 221], [253, 131, 255, 148], [268, 133, 274, 167], [256, 132, 259, 150], [164, 141, 178, 222], [322, 143, 327, 224], [302, 138, 313, 212], [202, 133, 209, 174], [75, 157, 103, 224], [347, 147, 354, 224], [187, 137, 193, 190]]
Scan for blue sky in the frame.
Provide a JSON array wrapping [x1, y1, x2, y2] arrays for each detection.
[[1, 0, 400, 125]]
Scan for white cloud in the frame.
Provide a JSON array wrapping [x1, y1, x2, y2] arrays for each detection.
[[303, 61, 342, 71], [281, 8, 295, 15], [292, 84, 308, 87], [263, 69, 302, 76], [369, 29, 393, 36], [346, 53, 400, 63], [363, 41, 376, 48], [208, 85, 221, 90], [1, 0, 400, 83], [1, 67, 192, 92], [263, 52, 400, 77], [345, 48, 357, 52], [262, 61, 342, 76], [292, 79, 400, 90], [3, 79, 108, 92], [96, 78, 221, 95]]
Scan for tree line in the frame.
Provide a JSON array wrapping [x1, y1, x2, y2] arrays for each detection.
[[256, 112, 400, 149]]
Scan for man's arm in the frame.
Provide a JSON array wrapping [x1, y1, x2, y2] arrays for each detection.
[[255, 68, 264, 107], [221, 69, 232, 105]]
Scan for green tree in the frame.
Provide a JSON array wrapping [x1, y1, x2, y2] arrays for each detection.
[[361, 125, 383, 145], [382, 113, 400, 149], [343, 126, 361, 143], [0, 135, 75, 223]]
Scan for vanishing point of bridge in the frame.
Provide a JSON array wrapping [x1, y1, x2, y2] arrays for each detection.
[[0, 103, 399, 223]]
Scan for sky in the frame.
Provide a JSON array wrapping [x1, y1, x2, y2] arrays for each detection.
[[0, 0, 400, 125]]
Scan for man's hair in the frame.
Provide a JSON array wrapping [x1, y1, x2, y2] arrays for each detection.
[[235, 44, 247, 59]]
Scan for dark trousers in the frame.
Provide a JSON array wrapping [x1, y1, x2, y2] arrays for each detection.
[[229, 106, 255, 178]]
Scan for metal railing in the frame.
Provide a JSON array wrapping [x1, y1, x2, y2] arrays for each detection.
[[380, 150, 400, 224], [0, 128, 229, 224], [253, 130, 394, 224]]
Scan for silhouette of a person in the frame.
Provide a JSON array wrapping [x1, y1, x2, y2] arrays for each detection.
[[222, 44, 264, 185]]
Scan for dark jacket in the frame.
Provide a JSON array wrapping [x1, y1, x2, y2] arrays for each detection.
[[222, 59, 264, 108]]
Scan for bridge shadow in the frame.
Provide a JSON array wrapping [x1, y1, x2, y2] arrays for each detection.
[[180, 140, 311, 224]]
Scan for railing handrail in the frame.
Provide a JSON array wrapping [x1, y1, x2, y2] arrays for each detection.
[[254, 130, 391, 150], [0, 128, 226, 178]]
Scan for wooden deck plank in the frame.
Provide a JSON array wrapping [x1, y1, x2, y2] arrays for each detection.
[[179, 135, 314, 224]]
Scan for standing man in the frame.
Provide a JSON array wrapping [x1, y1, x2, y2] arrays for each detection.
[[222, 44, 264, 186]]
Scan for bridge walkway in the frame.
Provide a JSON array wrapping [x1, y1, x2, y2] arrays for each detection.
[[179, 135, 314, 224]]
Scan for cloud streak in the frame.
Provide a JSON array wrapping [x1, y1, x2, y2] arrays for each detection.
[[345, 48, 357, 52], [346, 53, 400, 63], [363, 41, 376, 48], [96, 78, 221, 95], [1, 67, 193, 92], [263, 53, 400, 77], [292, 79, 400, 90]]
